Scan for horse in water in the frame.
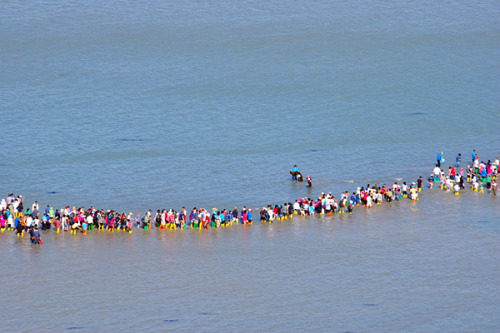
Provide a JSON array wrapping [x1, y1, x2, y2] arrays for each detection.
[[290, 170, 304, 182]]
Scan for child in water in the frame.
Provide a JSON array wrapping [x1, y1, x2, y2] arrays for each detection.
[[53, 218, 61, 232], [410, 185, 418, 201], [82, 220, 88, 234], [491, 179, 497, 196]]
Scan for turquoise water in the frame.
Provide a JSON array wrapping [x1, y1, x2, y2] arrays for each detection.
[[1, 1, 499, 332]]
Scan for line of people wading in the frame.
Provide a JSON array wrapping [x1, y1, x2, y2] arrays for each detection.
[[1, 151, 497, 244]]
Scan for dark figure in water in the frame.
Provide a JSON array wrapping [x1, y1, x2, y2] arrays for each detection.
[[306, 175, 312, 187], [347, 203, 354, 214], [16, 222, 24, 236], [30, 225, 42, 244]]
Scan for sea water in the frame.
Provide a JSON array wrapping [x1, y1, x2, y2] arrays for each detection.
[[0, 1, 499, 332]]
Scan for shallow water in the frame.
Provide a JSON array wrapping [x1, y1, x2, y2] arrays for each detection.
[[1, 0, 499, 332], [1, 191, 499, 332]]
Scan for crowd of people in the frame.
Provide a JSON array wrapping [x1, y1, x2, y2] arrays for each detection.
[[1, 151, 497, 244], [431, 152, 498, 195]]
